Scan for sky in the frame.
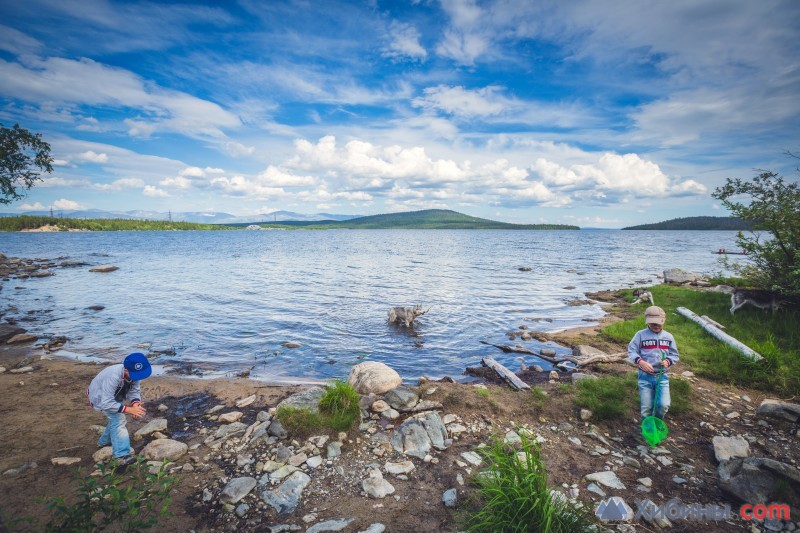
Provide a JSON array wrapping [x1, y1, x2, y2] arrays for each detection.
[[1, 0, 798, 228]]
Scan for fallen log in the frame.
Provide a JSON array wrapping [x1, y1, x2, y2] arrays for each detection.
[[479, 340, 578, 364], [574, 352, 628, 367], [481, 357, 530, 390], [676, 306, 763, 362]]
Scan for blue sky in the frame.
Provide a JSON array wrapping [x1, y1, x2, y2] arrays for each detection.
[[1, 0, 798, 227]]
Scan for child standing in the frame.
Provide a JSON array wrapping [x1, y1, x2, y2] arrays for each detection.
[[87, 353, 152, 467], [628, 306, 679, 419]]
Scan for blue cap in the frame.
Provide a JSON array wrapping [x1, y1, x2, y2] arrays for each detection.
[[123, 352, 152, 380]]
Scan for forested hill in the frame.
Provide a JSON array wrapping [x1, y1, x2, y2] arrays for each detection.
[[252, 209, 579, 230], [622, 216, 754, 230]]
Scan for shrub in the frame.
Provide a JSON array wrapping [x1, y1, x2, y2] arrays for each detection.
[[38, 457, 177, 532], [318, 380, 361, 431], [465, 433, 595, 532]]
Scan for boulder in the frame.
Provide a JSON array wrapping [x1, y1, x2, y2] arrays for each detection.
[[348, 362, 402, 395], [261, 471, 311, 514], [573, 345, 608, 359], [267, 419, 288, 439], [384, 386, 420, 411], [276, 387, 326, 413], [142, 439, 188, 461], [216, 422, 248, 439], [663, 268, 699, 284], [362, 469, 395, 499], [134, 418, 168, 438], [756, 399, 800, 423], [391, 418, 432, 459], [384, 460, 415, 475], [718, 457, 800, 504], [416, 411, 449, 450], [220, 477, 257, 505], [712, 436, 750, 462]]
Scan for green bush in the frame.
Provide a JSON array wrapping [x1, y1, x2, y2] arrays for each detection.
[[318, 380, 361, 431], [277, 379, 361, 437], [575, 374, 637, 421], [37, 457, 177, 532], [465, 434, 595, 532]]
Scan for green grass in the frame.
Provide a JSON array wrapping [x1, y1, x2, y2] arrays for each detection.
[[464, 434, 595, 532], [0, 215, 234, 232], [575, 374, 638, 420], [529, 387, 548, 409], [575, 372, 692, 421], [475, 388, 490, 398], [605, 285, 800, 395], [277, 380, 361, 437]]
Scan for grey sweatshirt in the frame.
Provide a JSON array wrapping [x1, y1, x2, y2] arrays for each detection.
[[88, 364, 142, 413], [627, 328, 679, 372]]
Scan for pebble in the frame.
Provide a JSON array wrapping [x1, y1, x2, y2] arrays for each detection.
[[442, 488, 457, 508]]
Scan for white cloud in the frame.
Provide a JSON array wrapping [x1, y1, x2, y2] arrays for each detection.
[[52, 198, 84, 210], [17, 202, 44, 210], [436, 0, 490, 65], [143, 185, 170, 197], [257, 166, 317, 187], [93, 178, 145, 190], [76, 150, 109, 163], [412, 85, 507, 118], [384, 21, 427, 61], [224, 141, 256, 157]]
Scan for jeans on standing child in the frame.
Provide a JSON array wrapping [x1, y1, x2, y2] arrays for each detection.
[[97, 411, 131, 458], [638, 370, 671, 419]]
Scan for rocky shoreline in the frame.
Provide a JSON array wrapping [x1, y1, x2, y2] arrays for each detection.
[[2, 253, 800, 532]]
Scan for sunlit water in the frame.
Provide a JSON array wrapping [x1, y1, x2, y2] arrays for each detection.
[[0, 230, 741, 382]]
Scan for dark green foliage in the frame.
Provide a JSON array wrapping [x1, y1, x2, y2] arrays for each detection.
[[622, 216, 753, 230], [242, 209, 579, 230], [575, 374, 638, 421], [712, 170, 800, 296], [0, 215, 233, 232], [0, 123, 54, 204], [465, 434, 596, 532], [36, 457, 177, 532]]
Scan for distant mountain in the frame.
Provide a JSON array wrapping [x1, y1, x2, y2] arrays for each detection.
[[0, 209, 360, 224], [622, 216, 754, 230], [253, 209, 579, 230]]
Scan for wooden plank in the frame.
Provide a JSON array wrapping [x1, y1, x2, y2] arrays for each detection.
[[676, 306, 763, 362], [481, 357, 530, 390]]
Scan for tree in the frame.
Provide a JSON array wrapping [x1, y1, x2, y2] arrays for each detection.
[[0, 123, 54, 204], [712, 170, 800, 295]]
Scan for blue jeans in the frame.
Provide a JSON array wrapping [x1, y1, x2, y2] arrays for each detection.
[[98, 411, 131, 458], [638, 370, 670, 419]]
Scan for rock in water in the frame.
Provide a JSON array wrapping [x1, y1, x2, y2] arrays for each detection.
[[89, 265, 119, 273]]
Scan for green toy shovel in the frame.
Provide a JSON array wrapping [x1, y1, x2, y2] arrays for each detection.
[[641, 350, 669, 447]]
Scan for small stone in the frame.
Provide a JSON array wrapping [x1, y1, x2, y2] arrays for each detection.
[[327, 442, 342, 459], [51, 457, 81, 466], [580, 409, 592, 421], [306, 519, 354, 533], [712, 435, 751, 462], [384, 461, 415, 475], [586, 483, 606, 497], [218, 411, 244, 424], [134, 418, 168, 438], [93, 447, 113, 463], [637, 477, 652, 487], [236, 395, 257, 408], [235, 503, 249, 518], [585, 471, 626, 490], [673, 476, 687, 484], [9, 366, 34, 373], [568, 437, 582, 446], [725, 411, 740, 419], [442, 488, 457, 508], [157, 404, 169, 412], [220, 477, 257, 505], [548, 370, 559, 380], [623, 456, 641, 469], [362, 470, 395, 499], [89, 265, 119, 272], [460, 451, 482, 466]]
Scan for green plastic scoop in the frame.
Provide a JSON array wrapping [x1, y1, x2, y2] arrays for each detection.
[[641, 350, 669, 447]]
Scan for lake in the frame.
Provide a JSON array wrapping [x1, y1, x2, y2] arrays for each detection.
[[0, 229, 741, 382]]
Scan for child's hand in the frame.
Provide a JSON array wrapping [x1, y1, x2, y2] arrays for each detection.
[[127, 403, 146, 419], [660, 360, 670, 367], [638, 360, 656, 374]]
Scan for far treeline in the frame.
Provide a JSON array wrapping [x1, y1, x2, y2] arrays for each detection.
[[236, 209, 580, 230], [0, 216, 231, 232], [622, 216, 754, 231]]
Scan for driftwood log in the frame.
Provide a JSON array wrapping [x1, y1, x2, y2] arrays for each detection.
[[481, 357, 530, 390], [676, 306, 763, 362], [479, 340, 626, 367]]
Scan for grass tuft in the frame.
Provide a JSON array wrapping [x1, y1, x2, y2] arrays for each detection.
[[277, 379, 361, 437], [575, 374, 637, 421], [464, 433, 595, 532]]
